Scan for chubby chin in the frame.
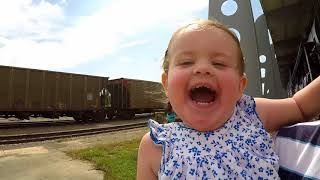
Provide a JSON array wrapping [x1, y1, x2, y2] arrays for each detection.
[[177, 111, 228, 132]]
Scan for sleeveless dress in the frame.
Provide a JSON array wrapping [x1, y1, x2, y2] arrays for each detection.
[[149, 95, 280, 179]]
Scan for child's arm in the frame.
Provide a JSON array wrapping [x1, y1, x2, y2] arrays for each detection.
[[137, 133, 161, 180], [255, 76, 320, 132]]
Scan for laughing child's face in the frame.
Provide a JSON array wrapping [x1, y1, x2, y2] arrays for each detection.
[[162, 24, 247, 131]]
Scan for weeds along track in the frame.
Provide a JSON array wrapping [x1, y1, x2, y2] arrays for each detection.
[[0, 122, 147, 145]]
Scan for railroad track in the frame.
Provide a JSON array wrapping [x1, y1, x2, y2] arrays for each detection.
[[0, 120, 75, 129], [0, 122, 147, 145], [0, 114, 153, 129]]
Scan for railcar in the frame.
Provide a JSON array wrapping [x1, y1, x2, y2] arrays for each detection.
[[0, 65, 109, 121], [0, 65, 166, 121], [106, 78, 166, 119]]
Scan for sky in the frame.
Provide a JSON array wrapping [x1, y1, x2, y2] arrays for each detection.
[[0, 0, 263, 82]]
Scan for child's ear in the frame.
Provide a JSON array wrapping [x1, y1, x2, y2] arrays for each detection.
[[239, 74, 247, 94], [162, 72, 168, 95]]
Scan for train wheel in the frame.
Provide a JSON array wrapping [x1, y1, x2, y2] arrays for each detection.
[[128, 112, 135, 119], [119, 112, 135, 119], [73, 113, 83, 122], [16, 112, 30, 120], [94, 111, 106, 122], [107, 112, 115, 120], [82, 113, 93, 122]]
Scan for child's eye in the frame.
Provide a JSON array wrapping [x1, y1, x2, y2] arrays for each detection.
[[212, 62, 225, 67], [178, 60, 193, 66]]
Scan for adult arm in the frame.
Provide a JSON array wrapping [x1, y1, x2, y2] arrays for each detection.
[[256, 76, 320, 132], [137, 133, 161, 180]]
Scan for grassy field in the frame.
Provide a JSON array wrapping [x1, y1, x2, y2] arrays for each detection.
[[67, 138, 141, 180]]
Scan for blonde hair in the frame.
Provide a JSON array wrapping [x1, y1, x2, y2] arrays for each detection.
[[162, 19, 245, 75]]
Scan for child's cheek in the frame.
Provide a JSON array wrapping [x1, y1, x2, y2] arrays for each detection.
[[167, 70, 187, 93], [220, 74, 243, 94]]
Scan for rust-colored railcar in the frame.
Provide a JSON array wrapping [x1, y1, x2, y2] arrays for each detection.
[[107, 78, 166, 119], [0, 65, 109, 121]]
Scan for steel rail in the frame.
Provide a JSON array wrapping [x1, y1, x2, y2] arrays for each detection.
[[0, 115, 153, 129], [0, 120, 75, 129], [0, 122, 147, 145]]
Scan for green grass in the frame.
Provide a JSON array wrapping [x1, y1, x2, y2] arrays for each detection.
[[67, 138, 141, 180]]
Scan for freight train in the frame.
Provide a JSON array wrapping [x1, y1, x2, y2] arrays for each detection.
[[0, 65, 166, 121]]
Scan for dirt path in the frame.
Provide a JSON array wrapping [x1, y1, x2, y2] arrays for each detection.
[[0, 127, 148, 180]]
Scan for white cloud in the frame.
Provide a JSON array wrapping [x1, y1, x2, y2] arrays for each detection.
[[0, 0, 65, 38], [120, 39, 150, 49], [0, 0, 208, 70], [99, 0, 208, 35]]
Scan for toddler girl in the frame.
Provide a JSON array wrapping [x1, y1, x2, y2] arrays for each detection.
[[137, 19, 320, 179]]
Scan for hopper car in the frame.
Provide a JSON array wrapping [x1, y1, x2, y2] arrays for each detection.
[[0, 65, 166, 121], [107, 78, 166, 119]]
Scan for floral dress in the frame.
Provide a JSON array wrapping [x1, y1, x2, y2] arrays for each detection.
[[149, 95, 280, 180]]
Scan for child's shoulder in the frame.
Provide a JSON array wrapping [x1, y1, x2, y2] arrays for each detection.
[[138, 131, 162, 176], [236, 94, 259, 118], [233, 94, 269, 131], [238, 94, 256, 108], [148, 119, 179, 130], [148, 119, 179, 144]]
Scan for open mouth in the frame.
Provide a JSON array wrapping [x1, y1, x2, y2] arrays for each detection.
[[190, 85, 216, 104]]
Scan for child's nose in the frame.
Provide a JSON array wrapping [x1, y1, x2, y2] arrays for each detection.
[[193, 62, 214, 76]]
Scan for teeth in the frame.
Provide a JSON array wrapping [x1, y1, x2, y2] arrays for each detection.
[[193, 85, 212, 90], [195, 101, 213, 105]]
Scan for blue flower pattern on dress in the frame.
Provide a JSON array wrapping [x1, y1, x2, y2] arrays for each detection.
[[149, 95, 280, 179]]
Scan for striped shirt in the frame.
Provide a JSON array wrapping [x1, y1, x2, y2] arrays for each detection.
[[275, 120, 320, 180]]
